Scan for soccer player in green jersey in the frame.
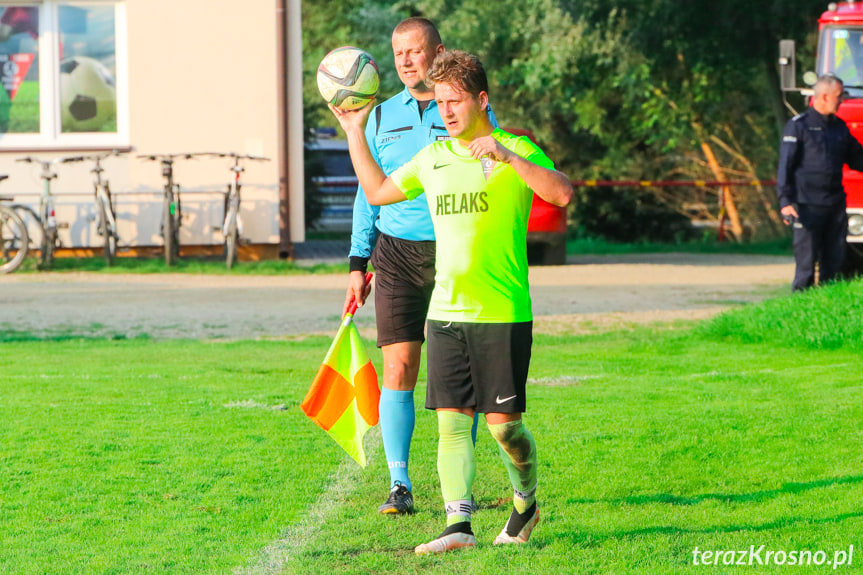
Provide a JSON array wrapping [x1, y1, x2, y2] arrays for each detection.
[[330, 49, 572, 554]]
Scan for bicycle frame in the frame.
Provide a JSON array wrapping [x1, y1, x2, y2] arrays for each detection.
[[39, 163, 58, 261], [221, 161, 244, 269], [90, 154, 120, 265], [207, 152, 269, 269], [137, 153, 194, 266], [162, 158, 181, 265], [16, 157, 66, 269], [49, 151, 126, 266], [223, 159, 243, 237]]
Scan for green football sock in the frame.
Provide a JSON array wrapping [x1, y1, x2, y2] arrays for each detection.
[[437, 411, 475, 526], [488, 419, 537, 514]]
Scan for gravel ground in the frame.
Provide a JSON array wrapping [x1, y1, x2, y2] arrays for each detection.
[[0, 253, 794, 340]]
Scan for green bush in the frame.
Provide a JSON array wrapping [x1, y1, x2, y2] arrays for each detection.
[[571, 186, 695, 243]]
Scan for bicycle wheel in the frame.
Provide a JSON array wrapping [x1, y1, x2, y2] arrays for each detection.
[[42, 227, 56, 269], [98, 194, 117, 266], [39, 202, 55, 269], [0, 205, 29, 274], [225, 212, 238, 269], [162, 192, 175, 266], [173, 187, 182, 261], [10, 204, 43, 251], [171, 204, 181, 262]]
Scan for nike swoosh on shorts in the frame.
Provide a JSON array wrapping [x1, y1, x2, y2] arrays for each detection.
[[496, 394, 517, 404]]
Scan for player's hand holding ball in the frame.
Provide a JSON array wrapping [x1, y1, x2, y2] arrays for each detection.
[[328, 100, 375, 134]]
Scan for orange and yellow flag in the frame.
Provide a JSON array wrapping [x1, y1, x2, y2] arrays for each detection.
[[301, 274, 380, 466]]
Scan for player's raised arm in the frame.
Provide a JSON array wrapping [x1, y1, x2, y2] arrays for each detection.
[[468, 135, 573, 207], [329, 104, 407, 206]]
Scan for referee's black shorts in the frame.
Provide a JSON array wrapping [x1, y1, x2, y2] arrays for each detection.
[[370, 233, 435, 347]]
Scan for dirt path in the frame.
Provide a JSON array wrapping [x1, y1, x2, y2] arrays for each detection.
[[0, 253, 794, 339]]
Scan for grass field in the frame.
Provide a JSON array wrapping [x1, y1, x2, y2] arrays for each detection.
[[14, 256, 348, 276], [0, 81, 40, 133], [1, 280, 861, 574]]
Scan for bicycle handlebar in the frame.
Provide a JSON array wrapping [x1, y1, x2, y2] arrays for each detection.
[[65, 149, 132, 163], [136, 152, 270, 164], [17, 150, 131, 167], [201, 152, 271, 162], [136, 153, 205, 161], [15, 156, 74, 169], [16, 156, 53, 165]]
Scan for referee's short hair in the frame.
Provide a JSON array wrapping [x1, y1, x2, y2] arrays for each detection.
[[393, 17, 442, 48], [427, 50, 488, 99]]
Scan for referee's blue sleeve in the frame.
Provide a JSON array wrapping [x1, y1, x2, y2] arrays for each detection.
[[349, 110, 381, 261]]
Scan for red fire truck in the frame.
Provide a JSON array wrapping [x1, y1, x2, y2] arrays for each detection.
[[780, 1, 863, 271]]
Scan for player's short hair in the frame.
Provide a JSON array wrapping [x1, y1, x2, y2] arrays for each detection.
[[393, 17, 442, 48], [427, 50, 488, 99], [814, 73, 844, 96]]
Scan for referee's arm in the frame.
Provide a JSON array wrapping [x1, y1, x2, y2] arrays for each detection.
[[348, 114, 383, 273], [331, 103, 407, 206]]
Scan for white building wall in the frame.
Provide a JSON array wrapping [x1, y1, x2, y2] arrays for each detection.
[[0, 0, 300, 249]]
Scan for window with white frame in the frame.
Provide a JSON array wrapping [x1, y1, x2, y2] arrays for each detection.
[[0, 1, 127, 148]]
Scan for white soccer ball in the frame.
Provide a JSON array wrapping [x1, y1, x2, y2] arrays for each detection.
[[317, 46, 379, 111], [59, 56, 117, 132]]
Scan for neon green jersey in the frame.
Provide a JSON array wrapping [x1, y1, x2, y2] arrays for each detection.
[[390, 129, 555, 323]]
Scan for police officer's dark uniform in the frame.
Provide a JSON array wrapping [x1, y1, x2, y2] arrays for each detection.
[[777, 107, 863, 291]]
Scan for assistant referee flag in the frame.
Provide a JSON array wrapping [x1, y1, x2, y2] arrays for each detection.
[[301, 273, 380, 467]]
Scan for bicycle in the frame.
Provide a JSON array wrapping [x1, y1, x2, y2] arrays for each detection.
[[15, 156, 78, 269], [63, 151, 128, 266], [205, 153, 270, 269], [9, 203, 42, 254], [0, 182, 29, 274], [137, 153, 194, 266]]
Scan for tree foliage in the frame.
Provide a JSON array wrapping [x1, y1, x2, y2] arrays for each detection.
[[302, 0, 828, 241]]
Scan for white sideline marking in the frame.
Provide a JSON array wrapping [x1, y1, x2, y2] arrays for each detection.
[[529, 375, 602, 386], [233, 427, 381, 575], [224, 400, 288, 411], [687, 362, 854, 379]]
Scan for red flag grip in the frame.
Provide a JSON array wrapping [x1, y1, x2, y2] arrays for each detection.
[[345, 272, 374, 318]]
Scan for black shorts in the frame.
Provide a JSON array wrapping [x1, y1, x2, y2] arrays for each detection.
[[370, 233, 435, 347], [426, 320, 533, 414]]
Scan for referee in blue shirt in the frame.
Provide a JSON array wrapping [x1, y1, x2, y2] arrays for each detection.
[[343, 17, 497, 515]]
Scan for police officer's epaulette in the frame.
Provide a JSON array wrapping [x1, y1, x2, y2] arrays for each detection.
[[791, 113, 806, 122]]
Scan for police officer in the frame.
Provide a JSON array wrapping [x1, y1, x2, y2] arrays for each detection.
[[777, 74, 863, 291]]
